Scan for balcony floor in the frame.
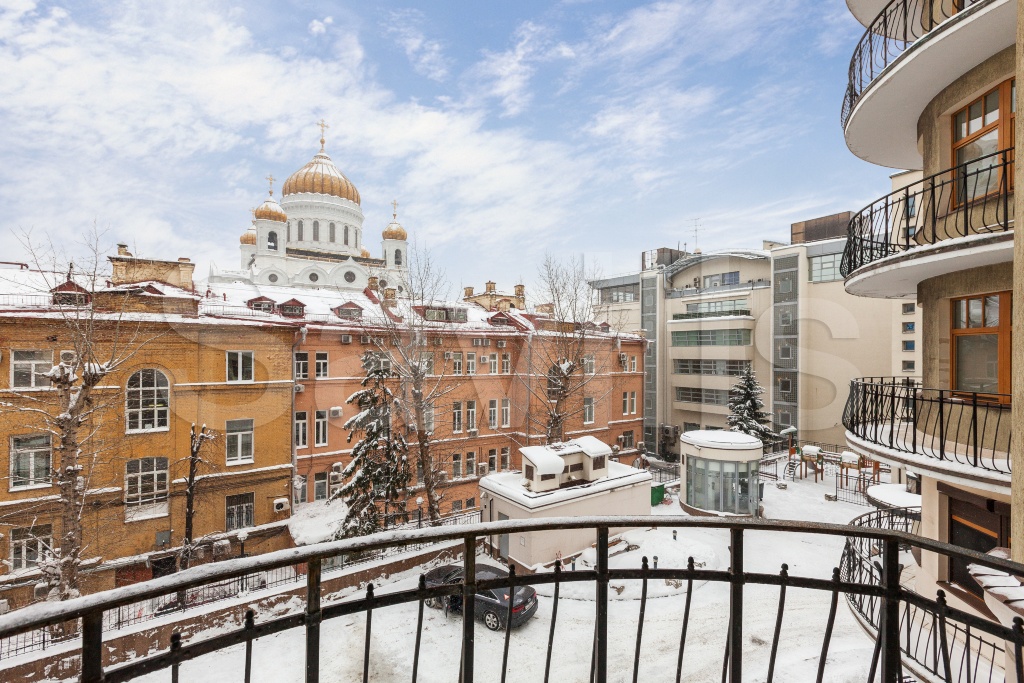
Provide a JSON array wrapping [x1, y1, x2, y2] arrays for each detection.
[[116, 478, 877, 682]]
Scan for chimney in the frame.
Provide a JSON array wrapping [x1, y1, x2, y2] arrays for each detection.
[[514, 284, 525, 298], [464, 286, 474, 298], [384, 287, 397, 303], [485, 281, 496, 293], [368, 276, 379, 291], [117, 244, 132, 257]]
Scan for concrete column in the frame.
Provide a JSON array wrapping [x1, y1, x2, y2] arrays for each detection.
[[1012, 0, 1024, 564]]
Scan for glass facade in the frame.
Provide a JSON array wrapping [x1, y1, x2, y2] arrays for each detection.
[[685, 456, 760, 515]]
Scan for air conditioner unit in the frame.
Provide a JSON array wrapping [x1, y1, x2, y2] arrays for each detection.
[[619, 353, 628, 365], [33, 584, 48, 600], [433, 338, 443, 346], [661, 425, 674, 438], [340, 334, 352, 344], [467, 428, 478, 435], [479, 355, 488, 363], [693, 277, 699, 287], [329, 471, 342, 484], [273, 498, 289, 513], [443, 352, 453, 360], [331, 462, 343, 473], [477, 462, 488, 476], [294, 384, 305, 393], [59, 350, 77, 365], [0, 599, 9, 615], [437, 470, 447, 481], [496, 340, 507, 348], [360, 335, 372, 344], [329, 407, 342, 418]]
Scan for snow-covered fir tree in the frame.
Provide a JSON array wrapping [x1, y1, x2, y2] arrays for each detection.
[[332, 351, 410, 538], [726, 366, 779, 446]]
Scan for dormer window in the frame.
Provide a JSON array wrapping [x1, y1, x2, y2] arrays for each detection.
[[247, 296, 275, 313], [424, 307, 468, 322], [279, 298, 305, 318], [333, 304, 363, 320]]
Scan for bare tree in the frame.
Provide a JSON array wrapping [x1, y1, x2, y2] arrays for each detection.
[[179, 424, 216, 571], [519, 254, 615, 444], [362, 244, 466, 524], [0, 230, 156, 602]]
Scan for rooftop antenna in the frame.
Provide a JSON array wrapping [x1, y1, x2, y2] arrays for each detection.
[[688, 218, 703, 252]]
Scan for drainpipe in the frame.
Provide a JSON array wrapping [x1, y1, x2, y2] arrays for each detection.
[[291, 325, 308, 500], [1012, 4, 1024, 565]]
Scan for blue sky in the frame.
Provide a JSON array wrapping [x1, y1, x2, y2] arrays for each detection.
[[0, 1, 893, 293]]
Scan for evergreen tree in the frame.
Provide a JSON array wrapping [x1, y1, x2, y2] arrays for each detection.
[[726, 366, 780, 446], [332, 351, 410, 538]]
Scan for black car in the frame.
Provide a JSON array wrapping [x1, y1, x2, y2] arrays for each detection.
[[422, 563, 539, 631]]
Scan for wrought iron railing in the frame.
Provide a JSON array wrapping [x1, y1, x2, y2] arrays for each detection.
[[1, 517, 1023, 683], [842, 506, 1010, 682], [841, 147, 1014, 277], [843, 377, 1012, 474], [842, 0, 990, 128], [670, 310, 752, 320]]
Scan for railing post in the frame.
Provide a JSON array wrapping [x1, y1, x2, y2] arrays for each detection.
[[938, 390, 946, 461], [880, 538, 902, 683], [305, 558, 322, 683], [729, 528, 744, 683], [929, 175, 937, 243], [81, 611, 104, 683], [462, 536, 476, 683], [595, 527, 609, 683], [971, 392, 979, 468], [889, 380, 896, 449], [1002, 151, 1010, 228], [911, 384, 917, 454]]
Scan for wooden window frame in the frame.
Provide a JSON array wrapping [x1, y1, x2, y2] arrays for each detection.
[[950, 79, 1015, 203], [950, 290, 1012, 401]]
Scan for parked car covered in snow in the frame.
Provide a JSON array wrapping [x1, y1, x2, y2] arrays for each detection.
[[423, 563, 539, 631]]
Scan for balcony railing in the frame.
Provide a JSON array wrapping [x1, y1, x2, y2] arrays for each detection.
[[841, 506, 1010, 682], [842, 0, 987, 128], [670, 310, 752, 320], [841, 147, 1014, 278], [843, 377, 1012, 474], [1, 517, 1023, 683]]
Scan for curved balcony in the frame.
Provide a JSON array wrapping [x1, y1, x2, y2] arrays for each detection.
[[840, 506, 1011, 682], [843, 377, 1011, 489], [846, 0, 895, 28], [840, 148, 1014, 297], [2, 517, 1023, 682], [842, 0, 1014, 168]]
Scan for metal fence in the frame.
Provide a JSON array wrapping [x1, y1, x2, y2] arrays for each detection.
[[842, 0, 983, 128], [841, 506, 1010, 683], [1, 516, 1022, 683], [841, 147, 1014, 277], [843, 377, 1012, 474], [0, 510, 481, 661]]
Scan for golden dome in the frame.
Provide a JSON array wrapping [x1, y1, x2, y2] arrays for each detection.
[[240, 229, 257, 245], [382, 220, 407, 240], [282, 141, 360, 204], [254, 194, 287, 223], [360, 247, 371, 258]]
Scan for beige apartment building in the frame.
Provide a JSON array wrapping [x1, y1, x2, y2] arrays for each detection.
[[838, 0, 1019, 672]]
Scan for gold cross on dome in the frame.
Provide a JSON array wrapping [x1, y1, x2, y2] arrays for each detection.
[[317, 119, 330, 149], [266, 174, 275, 196], [391, 199, 399, 220]]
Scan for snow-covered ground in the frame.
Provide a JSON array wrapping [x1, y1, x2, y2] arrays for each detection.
[[130, 477, 876, 683]]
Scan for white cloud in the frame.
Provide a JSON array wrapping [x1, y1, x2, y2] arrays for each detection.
[[384, 9, 450, 82], [308, 17, 332, 36]]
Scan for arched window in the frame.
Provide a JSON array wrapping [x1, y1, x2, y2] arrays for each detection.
[[344, 226, 349, 245], [329, 223, 336, 242], [268, 231, 278, 250], [297, 220, 304, 241], [313, 221, 320, 241], [126, 369, 170, 432], [286, 221, 291, 241], [394, 249, 403, 266]]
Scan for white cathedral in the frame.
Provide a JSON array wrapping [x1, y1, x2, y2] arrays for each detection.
[[208, 128, 408, 291]]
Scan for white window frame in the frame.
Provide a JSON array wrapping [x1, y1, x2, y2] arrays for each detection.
[[582, 355, 595, 375], [629, 391, 637, 415], [488, 449, 497, 472], [583, 397, 595, 424], [501, 398, 510, 427], [225, 419, 255, 465], [226, 351, 254, 383], [452, 402, 463, 433], [452, 453, 462, 478], [294, 352, 309, 380], [10, 434, 52, 490], [622, 392, 629, 415], [501, 353, 511, 374], [314, 472, 328, 501], [500, 447, 510, 470], [11, 350, 52, 389], [295, 411, 308, 448], [629, 356, 637, 372], [424, 404, 435, 432], [294, 475, 308, 504], [466, 451, 476, 476], [466, 401, 476, 431], [125, 457, 169, 506], [466, 352, 476, 375], [314, 352, 329, 379], [451, 352, 463, 375], [488, 400, 498, 429], [314, 410, 328, 446], [10, 525, 52, 571], [126, 369, 170, 433], [489, 355, 498, 373]]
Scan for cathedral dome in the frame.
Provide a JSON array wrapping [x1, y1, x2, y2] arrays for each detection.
[[382, 220, 407, 241], [240, 229, 257, 245], [254, 194, 287, 223], [360, 247, 371, 258], [282, 138, 360, 204]]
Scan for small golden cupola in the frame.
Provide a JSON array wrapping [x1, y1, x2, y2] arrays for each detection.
[[240, 228, 257, 245], [254, 175, 287, 223], [382, 199, 408, 240], [360, 247, 371, 258], [281, 122, 361, 204]]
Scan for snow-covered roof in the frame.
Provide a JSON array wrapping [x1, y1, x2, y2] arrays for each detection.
[[521, 435, 613, 475], [481, 461, 651, 511], [663, 249, 770, 279], [520, 446, 566, 476], [680, 430, 762, 450]]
